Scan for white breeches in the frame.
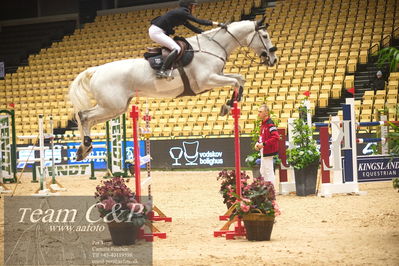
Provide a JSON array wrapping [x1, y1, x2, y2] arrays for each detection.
[[260, 155, 275, 184], [148, 25, 181, 53]]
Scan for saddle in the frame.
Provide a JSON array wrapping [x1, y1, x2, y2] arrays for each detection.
[[144, 37, 194, 70]]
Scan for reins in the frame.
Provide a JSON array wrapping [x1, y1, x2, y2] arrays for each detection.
[[191, 22, 272, 67]]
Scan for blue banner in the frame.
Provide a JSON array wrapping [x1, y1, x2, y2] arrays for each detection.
[[67, 141, 107, 169], [66, 141, 145, 170], [15, 141, 146, 170]]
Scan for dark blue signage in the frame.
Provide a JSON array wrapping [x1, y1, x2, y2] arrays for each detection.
[[357, 155, 399, 182]]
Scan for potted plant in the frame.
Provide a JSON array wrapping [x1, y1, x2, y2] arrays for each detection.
[[286, 102, 320, 196], [217, 169, 249, 209], [388, 105, 399, 155], [95, 177, 148, 245], [389, 105, 399, 192], [245, 151, 261, 177], [230, 177, 281, 241], [393, 178, 399, 192]]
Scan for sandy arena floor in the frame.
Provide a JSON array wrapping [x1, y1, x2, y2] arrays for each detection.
[[1, 171, 398, 265]]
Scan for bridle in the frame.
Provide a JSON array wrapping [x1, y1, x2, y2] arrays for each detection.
[[250, 23, 278, 65], [193, 22, 277, 66]]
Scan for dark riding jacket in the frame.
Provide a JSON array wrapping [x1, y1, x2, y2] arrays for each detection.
[[151, 7, 212, 35]]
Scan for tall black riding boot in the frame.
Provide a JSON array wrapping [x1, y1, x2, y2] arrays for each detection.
[[156, 49, 179, 79]]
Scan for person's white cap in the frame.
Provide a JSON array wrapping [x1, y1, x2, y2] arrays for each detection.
[[377, 70, 382, 76]]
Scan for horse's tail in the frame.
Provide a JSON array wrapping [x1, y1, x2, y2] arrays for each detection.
[[68, 67, 97, 113]]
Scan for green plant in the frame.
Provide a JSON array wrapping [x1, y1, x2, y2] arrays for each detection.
[[217, 170, 249, 206], [273, 155, 282, 167], [388, 105, 399, 156], [286, 104, 320, 169], [95, 177, 147, 227], [376, 47, 399, 71], [245, 110, 280, 168], [230, 177, 281, 219], [245, 118, 262, 167], [245, 151, 261, 168], [393, 178, 399, 192]]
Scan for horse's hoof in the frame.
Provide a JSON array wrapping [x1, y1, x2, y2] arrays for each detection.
[[84, 136, 92, 147], [76, 145, 93, 161], [219, 104, 231, 116], [76, 154, 84, 162], [237, 86, 243, 102]]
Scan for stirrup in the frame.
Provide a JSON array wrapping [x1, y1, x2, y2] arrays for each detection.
[[156, 70, 174, 80], [156, 70, 168, 79]]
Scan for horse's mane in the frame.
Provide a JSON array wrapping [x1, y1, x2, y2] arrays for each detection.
[[199, 20, 254, 36]]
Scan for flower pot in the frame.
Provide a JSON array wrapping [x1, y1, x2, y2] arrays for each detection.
[[242, 213, 275, 241], [107, 221, 139, 245], [294, 161, 319, 196], [251, 165, 261, 179]]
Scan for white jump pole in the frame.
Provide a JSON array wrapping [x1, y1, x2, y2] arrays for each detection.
[[38, 115, 45, 191]]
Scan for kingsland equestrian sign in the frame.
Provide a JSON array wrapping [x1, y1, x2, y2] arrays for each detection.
[[357, 156, 399, 182]]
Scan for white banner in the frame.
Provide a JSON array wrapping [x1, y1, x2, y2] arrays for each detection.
[[36, 163, 92, 177]]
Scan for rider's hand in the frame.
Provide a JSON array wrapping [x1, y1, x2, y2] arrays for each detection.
[[212, 21, 219, 26], [218, 23, 227, 29]]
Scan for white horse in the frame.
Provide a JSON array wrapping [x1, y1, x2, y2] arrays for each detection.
[[69, 18, 277, 161]]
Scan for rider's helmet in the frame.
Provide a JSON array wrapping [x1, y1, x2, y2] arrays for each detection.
[[179, 0, 198, 7]]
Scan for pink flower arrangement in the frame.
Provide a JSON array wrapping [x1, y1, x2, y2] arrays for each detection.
[[217, 170, 249, 206], [95, 177, 147, 226], [240, 202, 250, 212], [230, 177, 281, 218], [101, 197, 116, 211]]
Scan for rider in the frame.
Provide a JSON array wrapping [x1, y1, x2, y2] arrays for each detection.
[[149, 0, 224, 79]]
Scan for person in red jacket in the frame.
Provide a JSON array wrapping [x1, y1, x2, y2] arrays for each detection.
[[255, 104, 280, 184]]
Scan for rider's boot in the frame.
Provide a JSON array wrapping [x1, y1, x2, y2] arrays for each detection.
[[156, 49, 178, 79]]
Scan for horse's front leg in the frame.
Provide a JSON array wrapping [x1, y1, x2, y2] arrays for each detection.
[[223, 74, 245, 102], [204, 73, 244, 116]]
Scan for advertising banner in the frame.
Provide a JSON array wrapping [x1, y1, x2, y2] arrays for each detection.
[[356, 133, 380, 155], [357, 155, 399, 182], [150, 137, 252, 169], [16, 141, 145, 170]]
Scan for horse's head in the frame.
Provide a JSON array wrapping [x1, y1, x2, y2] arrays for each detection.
[[249, 17, 278, 67]]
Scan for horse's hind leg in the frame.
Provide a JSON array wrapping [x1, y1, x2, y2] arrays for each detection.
[[76, 104, 126, 161], [75, 111, 94, 161]]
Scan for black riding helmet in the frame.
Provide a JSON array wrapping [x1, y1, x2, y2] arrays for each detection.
[[179, 0, 198, 7]]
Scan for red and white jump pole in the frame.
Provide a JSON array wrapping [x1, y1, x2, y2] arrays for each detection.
[[214, 100, 246, 239], [130, 105, 167, 241], [130, 105, 142, 201]]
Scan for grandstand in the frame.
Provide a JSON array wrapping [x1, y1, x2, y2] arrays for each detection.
[[0, 0, 398, 144]]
